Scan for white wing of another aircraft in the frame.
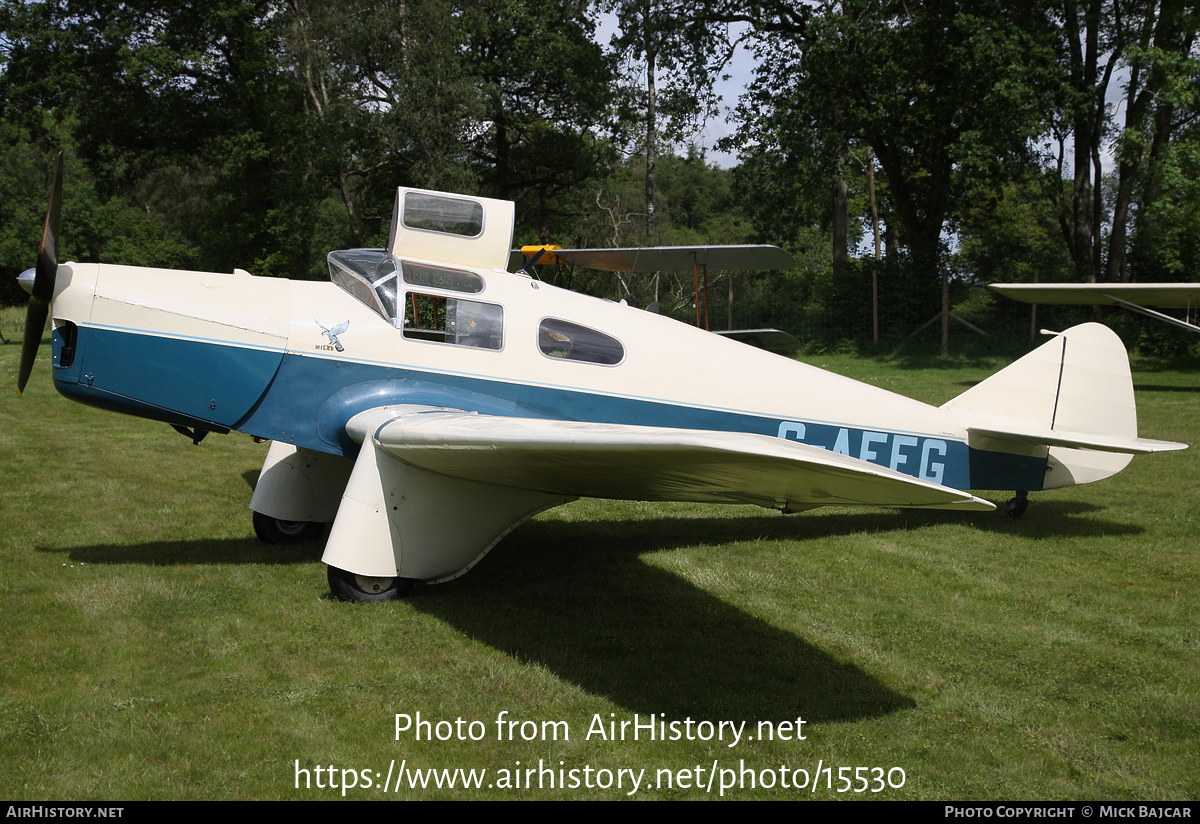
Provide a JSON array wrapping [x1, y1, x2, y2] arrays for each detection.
[[990, 282, 1200, 333]]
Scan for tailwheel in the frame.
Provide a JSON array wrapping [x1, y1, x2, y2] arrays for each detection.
[[1005, 490, 1029, 520], [252, 511, 325, 544], [327, 565, 415, 603]]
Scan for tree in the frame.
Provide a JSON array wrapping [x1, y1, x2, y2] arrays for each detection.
[[725, 0, 1058, 341], [601, 0, 731, 237], [464, 0, 617, 242], [0, 0, 330, 277], [281, 0, 487, 251], [1039, 0, 1199, 285], [1120, 0, 1200, 280]]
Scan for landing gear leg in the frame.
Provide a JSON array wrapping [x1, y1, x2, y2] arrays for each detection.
[[1005, 490, 1029, 520]]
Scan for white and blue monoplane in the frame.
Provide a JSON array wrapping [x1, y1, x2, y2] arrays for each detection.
[[17, 154, 1186, 601]]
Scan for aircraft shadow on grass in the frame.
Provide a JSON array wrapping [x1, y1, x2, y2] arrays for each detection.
[[46, 502, 1141, 723]]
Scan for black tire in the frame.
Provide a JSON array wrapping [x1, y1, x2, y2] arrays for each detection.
[[327, 564, 415, 603], [1005, 492, 1029, 520], [253, 511, 325, 545]]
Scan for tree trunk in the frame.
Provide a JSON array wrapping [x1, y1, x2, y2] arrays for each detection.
[[338, 170, 361, 247], [832, 160, 848, 276], [867, 146, 880, 343], [941, 265, 949, 348], [495, 119, 510, 200], [728, 275, 734, 330], [644, 3, 657, 239]]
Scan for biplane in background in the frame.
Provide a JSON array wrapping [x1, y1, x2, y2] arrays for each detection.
[[17, 153, 1186, 601], [508, 243, 802, 354]]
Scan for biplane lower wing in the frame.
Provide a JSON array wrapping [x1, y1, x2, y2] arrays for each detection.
[[713, 328, 802, 354]]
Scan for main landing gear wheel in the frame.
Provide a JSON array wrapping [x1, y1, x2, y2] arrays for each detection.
[[252, 511, 325, 544], [327, 565, 415, 603], [1005, 490, 1029, 520]]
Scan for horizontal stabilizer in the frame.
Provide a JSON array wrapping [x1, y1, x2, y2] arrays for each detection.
[[348, 406, 994, 512], [968, 425, 1186, 454]]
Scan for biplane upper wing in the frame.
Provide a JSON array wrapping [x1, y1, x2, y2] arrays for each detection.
[[347, 406, 995, 512], [990, 282, 1200, 333], [508, 245, 796, 273], [989, 282, 1200, 308]]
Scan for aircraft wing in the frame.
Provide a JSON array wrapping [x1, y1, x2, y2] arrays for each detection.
[[508, 245, 796, 273], [347, 406, 995, 512], [990, 282, 1200, 333], [989, 282, 1200, 308]]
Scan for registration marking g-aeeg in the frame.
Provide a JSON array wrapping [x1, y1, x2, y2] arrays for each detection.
[[777, 420, 957, 486]]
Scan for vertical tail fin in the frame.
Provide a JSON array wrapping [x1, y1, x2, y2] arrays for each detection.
[[941, 323, 1181, 489]]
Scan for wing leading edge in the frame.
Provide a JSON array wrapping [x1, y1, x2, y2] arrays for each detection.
[[347, 406, 995, 512]]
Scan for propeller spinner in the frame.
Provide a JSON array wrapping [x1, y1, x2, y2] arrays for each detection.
[[17, 151, 64, 396]]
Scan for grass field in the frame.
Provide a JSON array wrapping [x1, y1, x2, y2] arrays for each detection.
[[1, 309, 1197, 800]]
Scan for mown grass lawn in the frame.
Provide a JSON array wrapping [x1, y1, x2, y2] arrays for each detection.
[[1, 310, 1196, 800]]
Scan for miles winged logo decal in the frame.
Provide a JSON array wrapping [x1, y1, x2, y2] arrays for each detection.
[[316, 319, 350, 352]]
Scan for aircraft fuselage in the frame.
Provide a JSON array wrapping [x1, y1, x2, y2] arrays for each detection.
[[45, 260, 1046, 495]]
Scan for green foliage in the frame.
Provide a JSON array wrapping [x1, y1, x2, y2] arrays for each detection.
[[733, 1, 1056, 267], [955, 176, 1075, 285], [1131, 126, 1200, 278], [600, 0, 727, 144], [1, 0, 1199, 358]]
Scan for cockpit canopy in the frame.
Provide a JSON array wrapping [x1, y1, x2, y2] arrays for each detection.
[[328, 188, 514, 350], [388, 188, 514, 270], [328, 249, 503, 350], [327, 248, 398, 320]]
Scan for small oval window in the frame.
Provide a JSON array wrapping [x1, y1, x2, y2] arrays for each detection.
[[402, 192, 484, 237], [402, 261, 483, 294], [538, 319, 624, 365]]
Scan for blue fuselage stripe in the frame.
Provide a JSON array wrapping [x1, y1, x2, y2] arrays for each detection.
[[54, 325, 1047, 492]]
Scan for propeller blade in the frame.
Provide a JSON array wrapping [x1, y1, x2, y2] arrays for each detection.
[[17, 151, 64, 396]]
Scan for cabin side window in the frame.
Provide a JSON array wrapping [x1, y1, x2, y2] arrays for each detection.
[[403, 293, 504, 350], [538, 319, 624, 365], [402, 261, 483, 294]]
